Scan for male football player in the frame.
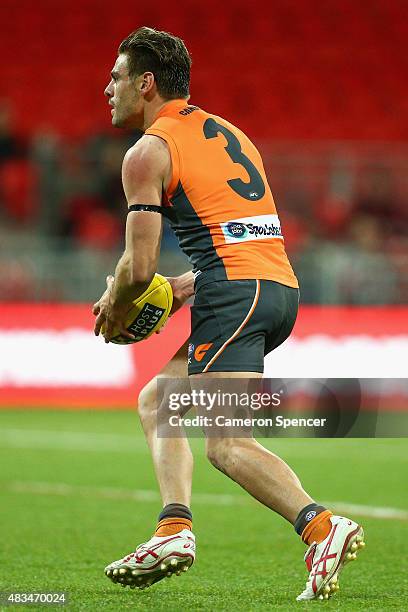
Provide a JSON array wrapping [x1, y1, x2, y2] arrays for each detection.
[[93, 27, 365, 601]]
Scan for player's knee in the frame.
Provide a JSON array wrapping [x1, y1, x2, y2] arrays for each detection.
[[206, 438, 234, 472], [137, 379, 157, 425]]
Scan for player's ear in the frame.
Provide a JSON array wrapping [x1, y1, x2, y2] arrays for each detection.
[[140, 72, 155, 95]]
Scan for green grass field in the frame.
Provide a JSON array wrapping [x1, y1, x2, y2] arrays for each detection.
[[1, 410, 407, 611]]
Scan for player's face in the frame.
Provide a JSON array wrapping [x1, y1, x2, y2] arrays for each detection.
[[104, 54, 143, 129]]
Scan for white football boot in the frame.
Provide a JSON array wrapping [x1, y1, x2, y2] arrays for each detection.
[[104, 529, 195, 590], [296, 515, 365, 601]]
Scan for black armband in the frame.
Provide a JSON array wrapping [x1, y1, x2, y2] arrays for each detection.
[[128, 204, 176, 221]]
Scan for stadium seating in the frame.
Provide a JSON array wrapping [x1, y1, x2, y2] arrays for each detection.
[[0, 159, 37, 222], [1, 0, 406, 139]]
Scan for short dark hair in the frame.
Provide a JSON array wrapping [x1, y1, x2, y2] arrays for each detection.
[[118, 27, 192, 100]]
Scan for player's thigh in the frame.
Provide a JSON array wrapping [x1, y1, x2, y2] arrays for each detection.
[[138, 340, 188, 415], [190, 370, 262, 441], [157, 340, 189, 378]]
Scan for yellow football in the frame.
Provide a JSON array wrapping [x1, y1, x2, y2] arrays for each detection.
[[102, 273, 173, 344]]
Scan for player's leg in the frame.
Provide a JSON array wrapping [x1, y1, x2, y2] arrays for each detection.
[[189, 279, 365, 601], [138, 341, 192, 507], [192, 371, 364, 601], [191, 370, 313, 524], [208, 435, 311, 522], [105, 341, 196, 589], [189, 280, 311, 521]]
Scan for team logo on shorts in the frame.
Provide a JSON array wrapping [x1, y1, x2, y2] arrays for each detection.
[[225, 222, 248, 240], [194, 343, 214, 362]]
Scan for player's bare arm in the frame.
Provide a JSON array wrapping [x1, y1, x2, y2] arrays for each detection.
[[94, 135, 167, 341]]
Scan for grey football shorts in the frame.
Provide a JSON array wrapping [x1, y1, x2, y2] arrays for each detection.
[[188, 279, 299, 375]]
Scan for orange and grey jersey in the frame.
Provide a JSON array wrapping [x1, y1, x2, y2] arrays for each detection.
[[145, 99, 298, 290]]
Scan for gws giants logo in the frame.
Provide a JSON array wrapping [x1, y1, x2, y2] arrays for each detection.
[[194, 343, 213, 362]]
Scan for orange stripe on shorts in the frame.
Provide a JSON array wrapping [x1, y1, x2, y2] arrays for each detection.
[[202, 280, 260, 373]]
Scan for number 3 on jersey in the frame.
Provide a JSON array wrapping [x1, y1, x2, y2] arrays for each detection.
[[203, 118, 265, 201]]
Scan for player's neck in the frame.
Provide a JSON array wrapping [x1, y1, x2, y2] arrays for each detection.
[[142, 97, 187, 131]]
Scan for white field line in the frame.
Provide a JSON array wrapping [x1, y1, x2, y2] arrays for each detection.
[[5, 480, 408, 520], [0, 428, 148, 453], [320, 501, 408, 521], [1, 429, 407, 520], [6, 481, 241, 507]]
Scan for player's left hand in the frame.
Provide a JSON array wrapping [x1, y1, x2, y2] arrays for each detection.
[[93, 276, 135, 343], [92, 275, 114, 318]]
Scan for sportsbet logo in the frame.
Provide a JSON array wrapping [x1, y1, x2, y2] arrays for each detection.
[[221, 214, 283, 244], [225, 222, 248, 239]]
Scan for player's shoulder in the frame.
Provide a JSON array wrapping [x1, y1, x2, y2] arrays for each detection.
[[122, 134, 171, 183], [124, 134, 170, 169], [125, 133, 170, 160]]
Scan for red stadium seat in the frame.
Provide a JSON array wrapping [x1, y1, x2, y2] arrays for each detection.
[[0, 0, 406, 140], [0, 159, 38, 222]]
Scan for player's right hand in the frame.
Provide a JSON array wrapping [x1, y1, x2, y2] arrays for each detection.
[[153, 275, 188, 334]]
